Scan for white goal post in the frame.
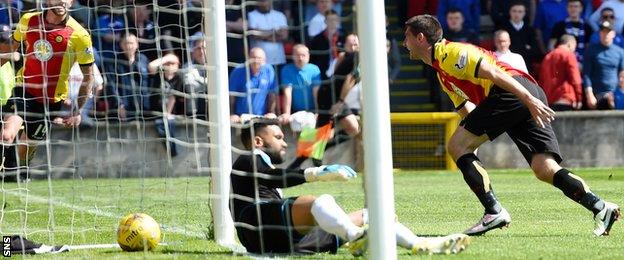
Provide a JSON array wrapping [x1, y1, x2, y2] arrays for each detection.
[[356, 0, 398, 258]]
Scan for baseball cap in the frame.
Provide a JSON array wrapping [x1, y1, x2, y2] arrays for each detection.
[[599, 20, 614, 31], [0, 24, 11, 43]]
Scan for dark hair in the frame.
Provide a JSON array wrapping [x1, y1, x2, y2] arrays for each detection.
[[509, 0, 527, 9], [240, 118, 280, 150], [601, 7, 615, 14], [446, 7, 463, 16], [568, 0, 584, 8], [405, 14, 443, 45]]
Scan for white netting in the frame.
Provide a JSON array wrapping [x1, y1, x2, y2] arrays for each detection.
[[0, 0, 368, 257]]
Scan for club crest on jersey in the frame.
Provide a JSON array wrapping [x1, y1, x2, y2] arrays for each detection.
[[455, 50, 467, 70], [33, 39, 53, 61], [55, 35, 63, 43], [85, 47, 93, 55]]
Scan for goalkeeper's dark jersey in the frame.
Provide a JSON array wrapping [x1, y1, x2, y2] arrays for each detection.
[[230, 151, 306, 220]]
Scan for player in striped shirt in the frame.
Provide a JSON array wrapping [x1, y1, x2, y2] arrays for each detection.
[[403, 14, 619, 236], [0, 0, 94, 181]]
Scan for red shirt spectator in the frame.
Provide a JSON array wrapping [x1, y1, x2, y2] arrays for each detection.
[[539, 35, 583, 111]]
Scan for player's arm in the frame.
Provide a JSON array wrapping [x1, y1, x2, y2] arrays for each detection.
[[77, 64, 94, 111], [476, 60, 555, 127], [254, 165, 356, 188]]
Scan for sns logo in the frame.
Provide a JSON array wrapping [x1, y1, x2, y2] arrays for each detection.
[[455, 50, 467, 70], [3, 235, 10, 257]]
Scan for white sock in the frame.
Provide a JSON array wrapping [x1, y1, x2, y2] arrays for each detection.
[[395, 222, 422, 249], [311, 194, 364, 242]]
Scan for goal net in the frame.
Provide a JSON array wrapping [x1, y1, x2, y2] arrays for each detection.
[[1, 0, 395, 257]]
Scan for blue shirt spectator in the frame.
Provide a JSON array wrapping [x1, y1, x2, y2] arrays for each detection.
[[280, 52, 321, 114], [589, 32, 624, 49], [103, 34, 150, 121], [94, 12, 125, 58], [615, 87, 624, 109], [534, 0, 568, 46], [437, 0, 480, 34], [0, 1, 22, 25], [583, 23, 624, 110], [229, 48, 278, 117]]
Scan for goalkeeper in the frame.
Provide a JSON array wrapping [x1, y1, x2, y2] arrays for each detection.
[[231, 118, 471, 255]]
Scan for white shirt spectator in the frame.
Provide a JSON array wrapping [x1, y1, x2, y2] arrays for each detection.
[[248, 9, 288, 65], [308, 13, 327, 37], [495, 50, 528, 73], [68, 63, 104, 102]]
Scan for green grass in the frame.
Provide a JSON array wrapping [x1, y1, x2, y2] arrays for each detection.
[[1, 168, 623, 259]]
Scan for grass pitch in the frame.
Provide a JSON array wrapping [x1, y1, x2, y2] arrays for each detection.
[[1, 168, 623, 259]]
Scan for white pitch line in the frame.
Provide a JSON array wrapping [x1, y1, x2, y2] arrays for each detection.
[[3, 190, 206, 238]]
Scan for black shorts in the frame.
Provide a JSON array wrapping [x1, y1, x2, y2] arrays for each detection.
[[460, 76, 562, 164], [235, 197, 341, 254], [1, 87, 63, 140]]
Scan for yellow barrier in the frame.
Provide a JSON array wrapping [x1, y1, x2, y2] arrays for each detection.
[[390, 112, 460, 170]]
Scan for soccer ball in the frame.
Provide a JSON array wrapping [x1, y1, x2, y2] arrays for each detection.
[[117, 213, 162, 251]]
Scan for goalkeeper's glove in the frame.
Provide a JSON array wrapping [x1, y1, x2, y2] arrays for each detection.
[[304, 164, 357, 182]]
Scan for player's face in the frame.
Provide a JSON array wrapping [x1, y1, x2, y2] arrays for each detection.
[[509, 5, 525, 23], [47, 0, 72, 16], [403, 29, 421, 60], [257, 125, 287, 164], [292, 47, 309, 68]]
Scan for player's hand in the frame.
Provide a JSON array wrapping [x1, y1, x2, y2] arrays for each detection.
[[526, 96, 555, 128], [62, 114, 81, 128], [304, 164, 357, 182]]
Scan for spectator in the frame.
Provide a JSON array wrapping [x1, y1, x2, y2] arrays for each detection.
[[103, 33, 150, 121], [93, 3, 125, 59], [583, 20, 624, 109], [327, 33, 359, 78], [534, 0, 568, 47], [279, 44, 321, 126], [494, 30, 529, 73], [69, 0, 94, 29], [155, 0, 203, 62], [307, 0, 338, 38], [226, 0, 246, 68], [588, 0, 624, 34], [248, 0, 289, 66], [443, 7, 479, 45], [0, 0, 22, 25], [489, 0, 536, 27], [127, 4, 157, 61], [549, 0, 592, 65], [148, 53, 184, 116], [182, 37, 208, 118], [500, 1, 545, 74], [316, 35, 360, 137], [387, 34, 402, 84], [305, 0, 343, 23], [540, 35, 583, 111], [229, 48, 278, 123], [308, 10, 344, 81], [437, 0, 480, 34], [589, 7, 624, 48], [615, 71, 624, 109]]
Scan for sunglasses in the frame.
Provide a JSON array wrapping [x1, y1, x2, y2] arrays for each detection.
[[602, 15, 615, 19]]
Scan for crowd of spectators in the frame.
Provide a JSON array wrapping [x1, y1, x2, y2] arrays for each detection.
[[400, 0, 624, 111]]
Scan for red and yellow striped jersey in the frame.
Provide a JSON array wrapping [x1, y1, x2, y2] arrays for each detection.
[[431, 39, 534, 108], [13, 11, 95, 103]]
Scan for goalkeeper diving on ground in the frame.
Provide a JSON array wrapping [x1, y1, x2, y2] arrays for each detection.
[[230, 118, 471, 256]]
